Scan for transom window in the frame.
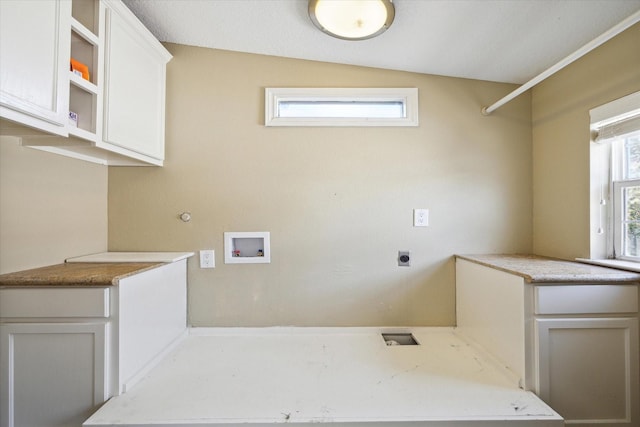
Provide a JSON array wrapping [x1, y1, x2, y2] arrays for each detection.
[[277, 100, 405, 119], [265, 88, 419, 127]]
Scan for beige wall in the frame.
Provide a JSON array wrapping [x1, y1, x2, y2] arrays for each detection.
[[532, 23, 640, 259], [108, 44, 533, 327], [0, 136, 108, 273], [2, 23, 636, 326]]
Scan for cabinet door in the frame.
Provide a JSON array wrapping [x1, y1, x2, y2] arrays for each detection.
[[0, 322, 108, 427], [0, 0, 71, 135], [536, 317, 639, 427], [102, 2, 169, 161]]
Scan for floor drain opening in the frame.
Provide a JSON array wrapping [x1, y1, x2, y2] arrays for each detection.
[[382, 333, 419, 346]]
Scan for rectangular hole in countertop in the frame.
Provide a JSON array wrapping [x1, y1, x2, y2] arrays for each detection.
[[382, 333, 419, 346]]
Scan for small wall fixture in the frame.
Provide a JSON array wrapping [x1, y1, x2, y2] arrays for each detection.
[[224, 232, 271, 264], [308, 0, 395, 41]]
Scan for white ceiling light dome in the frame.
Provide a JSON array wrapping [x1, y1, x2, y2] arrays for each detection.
[[308, 0, 395, 41]]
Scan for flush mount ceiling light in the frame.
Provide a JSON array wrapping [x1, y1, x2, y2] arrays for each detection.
[[308, 0, 395, 41]]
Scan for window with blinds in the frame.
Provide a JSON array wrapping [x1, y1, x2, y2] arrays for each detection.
[[591, 91, 640, 261]]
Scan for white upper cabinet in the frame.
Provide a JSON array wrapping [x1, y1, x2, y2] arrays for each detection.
[[102, 1, 170, 161], [0, 0, 71, 135], [0, 0, 172, 166]]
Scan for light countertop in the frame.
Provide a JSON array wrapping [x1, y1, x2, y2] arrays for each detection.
[[84, 327, 562, 426], [66, 251, 194, 263], [456, 254, 640, 283]]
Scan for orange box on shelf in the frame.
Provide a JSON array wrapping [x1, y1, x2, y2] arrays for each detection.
[[70, 58, 90, 81]]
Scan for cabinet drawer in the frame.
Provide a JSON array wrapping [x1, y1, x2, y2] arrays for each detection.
[[0, 287, 109, 318], [535, 285, 638, 315]]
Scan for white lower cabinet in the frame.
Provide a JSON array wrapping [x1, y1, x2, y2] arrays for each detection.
[[0, 259, 189, 427], [536, 317, 639, 427], [0, 322, 108, 427], [456, 258, 640, 427]]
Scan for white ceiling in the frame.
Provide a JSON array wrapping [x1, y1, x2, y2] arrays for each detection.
[[122, 0, 640, 84]]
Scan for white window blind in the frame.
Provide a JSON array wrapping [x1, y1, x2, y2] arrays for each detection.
[[591, 91, 640, 143]]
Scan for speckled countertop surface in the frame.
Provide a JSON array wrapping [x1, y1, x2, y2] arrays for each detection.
[[456, 254, 640, 283], [0, 262, 163, 287]]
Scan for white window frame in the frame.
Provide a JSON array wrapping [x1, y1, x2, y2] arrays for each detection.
[[613, 178, 640, 261], [265, 88, 419, 127], [588, 91, 640, 262]]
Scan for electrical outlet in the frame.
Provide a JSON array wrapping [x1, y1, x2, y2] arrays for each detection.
[[398, 251, 411, 267], [199, 250, 215, 268], [414, 209, 429, 227]]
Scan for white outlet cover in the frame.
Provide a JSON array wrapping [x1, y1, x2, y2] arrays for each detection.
[[199, 250, 215, 268], [413, 209, 429, 227]]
